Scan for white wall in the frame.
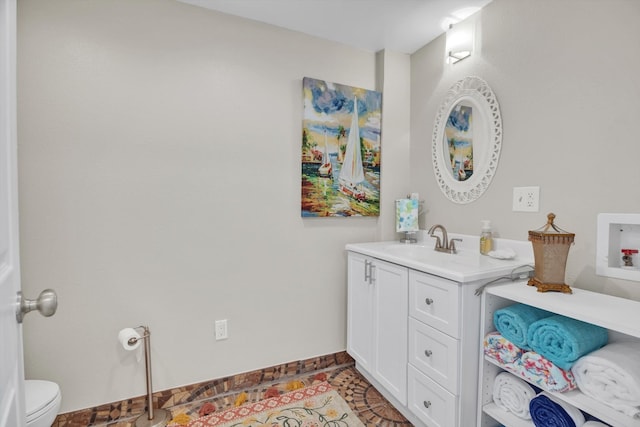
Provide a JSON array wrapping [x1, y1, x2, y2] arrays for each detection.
[[411, 0, 640, 300], [18, 0, 640, 415], [16, 0, 410, 412]]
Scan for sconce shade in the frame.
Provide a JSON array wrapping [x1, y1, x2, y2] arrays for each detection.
[[446, 20, 474, 64]]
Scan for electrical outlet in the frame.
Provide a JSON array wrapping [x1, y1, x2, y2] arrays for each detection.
[[513, 186, 540, 212], [215, 319, 228, 340]]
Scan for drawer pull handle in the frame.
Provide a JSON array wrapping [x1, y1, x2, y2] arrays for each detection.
[[423, 400, 431, 409], [425, 298, 434, 305], [424, 349, 432, 357]]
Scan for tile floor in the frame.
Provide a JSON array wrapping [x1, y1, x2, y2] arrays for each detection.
[[53, 351, 411, 426]]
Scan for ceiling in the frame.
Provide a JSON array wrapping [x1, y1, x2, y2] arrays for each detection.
[[177, 0, 492, 54]]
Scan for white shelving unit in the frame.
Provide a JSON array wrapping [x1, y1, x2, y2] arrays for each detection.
[[478, 282, 640, 427]]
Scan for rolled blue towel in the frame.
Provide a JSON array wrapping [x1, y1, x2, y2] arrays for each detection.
[[527, 315, 608, 371], [529, 392, 585, 427], [493, 303, 553, 349]]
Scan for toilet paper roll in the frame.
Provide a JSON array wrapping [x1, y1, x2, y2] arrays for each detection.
[[118, 328, 145, 363], [118, 328, 141, 351]]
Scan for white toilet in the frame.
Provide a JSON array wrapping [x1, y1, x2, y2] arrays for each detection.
[[25, 380, 62, 427]]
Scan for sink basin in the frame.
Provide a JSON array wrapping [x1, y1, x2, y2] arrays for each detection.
[[382, 243, 485, 270], [346, 237, 534, 282], [383, 243, 473, 260]]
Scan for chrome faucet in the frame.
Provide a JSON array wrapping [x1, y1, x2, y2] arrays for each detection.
[[427, 224, 462, 254]]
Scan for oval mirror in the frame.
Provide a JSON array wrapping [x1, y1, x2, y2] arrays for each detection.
[[432, 76, 502, 204]]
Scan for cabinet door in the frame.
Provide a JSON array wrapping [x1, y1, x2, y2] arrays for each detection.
[[372, 259, 408, 404], [347, 252, 374, 372]]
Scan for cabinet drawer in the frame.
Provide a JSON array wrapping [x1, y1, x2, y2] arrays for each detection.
[[408, 364, 458, 427], [409, 270, 460, 338], [408, 317, 459, 393]]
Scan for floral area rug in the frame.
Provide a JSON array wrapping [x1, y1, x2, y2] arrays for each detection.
[[184, 381, 364, 427]]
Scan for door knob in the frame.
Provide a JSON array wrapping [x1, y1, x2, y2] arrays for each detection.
[[16, 289, 58, 323]]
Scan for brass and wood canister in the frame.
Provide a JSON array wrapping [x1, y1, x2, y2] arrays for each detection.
[[528, 213, 575, 293]]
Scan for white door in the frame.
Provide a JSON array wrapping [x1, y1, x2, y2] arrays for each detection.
[[0, 0, 25, 426]]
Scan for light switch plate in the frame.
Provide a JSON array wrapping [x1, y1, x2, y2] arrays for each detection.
[[513, 186, 539, 212]]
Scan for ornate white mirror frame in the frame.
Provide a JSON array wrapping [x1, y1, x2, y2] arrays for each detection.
[[432, 76, 502, 204]]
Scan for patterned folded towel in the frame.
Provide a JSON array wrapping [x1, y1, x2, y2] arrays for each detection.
[[529, 392, 585, 427], [519, 351, 577, 392], [572, 341, 640, 418], [493, 372, 538, 419], [484, 331, 523, 365], [527, 315, 608, 370], [494, 303, 553, 349]]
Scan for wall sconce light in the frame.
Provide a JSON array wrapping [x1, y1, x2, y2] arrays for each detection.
[[445, 17, 475, 64]]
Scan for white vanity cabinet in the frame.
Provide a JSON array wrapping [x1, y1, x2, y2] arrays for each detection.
[[478, 283, 640, 427], [347, 251, 408, 405], [347, 236, 534, 427]]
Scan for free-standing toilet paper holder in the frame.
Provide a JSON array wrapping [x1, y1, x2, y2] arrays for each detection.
[[126, 326, 171, 427]]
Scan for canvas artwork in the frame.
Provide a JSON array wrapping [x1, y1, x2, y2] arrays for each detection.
[[444, 104, 473, 181], [301, 77, 382, 217]]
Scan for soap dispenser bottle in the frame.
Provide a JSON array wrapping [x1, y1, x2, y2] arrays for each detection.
[[480, 220, 493, 255]]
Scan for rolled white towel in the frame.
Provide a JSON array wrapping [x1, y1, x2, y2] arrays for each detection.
[[572, 341, 640, 418], [493, 371, 537, 419], [583, 422, 609, 427]]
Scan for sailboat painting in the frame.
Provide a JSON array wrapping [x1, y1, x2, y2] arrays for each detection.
[[301, 77, 382, 217]]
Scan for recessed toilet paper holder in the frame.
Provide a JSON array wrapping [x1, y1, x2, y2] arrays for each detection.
[[126, 325, 171, 427]]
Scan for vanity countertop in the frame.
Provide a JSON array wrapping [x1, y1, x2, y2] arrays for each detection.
[[346, 233, 534, 283]]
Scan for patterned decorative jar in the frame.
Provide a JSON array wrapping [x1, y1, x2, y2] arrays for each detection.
[[528, 213, 575, 293]]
